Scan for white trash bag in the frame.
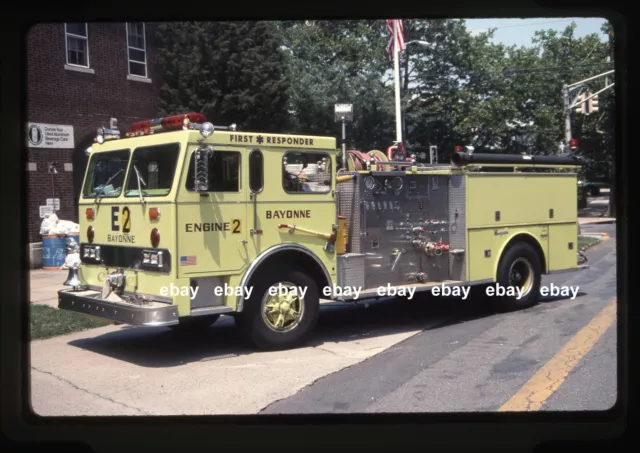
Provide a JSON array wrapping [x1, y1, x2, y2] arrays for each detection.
[[39, 213, 59, 235], [57, 220, 79, 235]]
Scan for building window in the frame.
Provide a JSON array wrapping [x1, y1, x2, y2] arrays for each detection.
[[65, 23, 89, 68], [126, 22, 147, 78]]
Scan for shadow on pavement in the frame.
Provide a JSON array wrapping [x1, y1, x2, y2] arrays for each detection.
[[67, 282, 593, 369], [538, 290, 588, 304], [68, 293, 504, 368]]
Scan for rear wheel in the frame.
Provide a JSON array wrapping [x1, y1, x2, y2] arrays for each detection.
[[236, 267, 320, 350], [492, 242, 542, 312]]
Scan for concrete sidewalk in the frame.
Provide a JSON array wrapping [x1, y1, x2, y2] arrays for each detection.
[[30, 269, 67, 307], [579, 217, 616, 225]]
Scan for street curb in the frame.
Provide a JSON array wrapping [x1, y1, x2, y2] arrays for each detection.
[[578, 220, 616, 225], [581, 233, 609, 240]]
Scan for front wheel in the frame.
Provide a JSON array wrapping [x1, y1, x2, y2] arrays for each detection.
[[236, 267, 320, 351], [492, 242, 542, 312]]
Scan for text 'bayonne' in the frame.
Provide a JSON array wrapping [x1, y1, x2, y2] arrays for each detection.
[[265, 210, 312, 219]]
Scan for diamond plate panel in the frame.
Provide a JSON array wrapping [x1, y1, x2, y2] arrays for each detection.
[[336, 172, 361, 253], [448, 174, 467, 280], [336, 253, 366, 292]]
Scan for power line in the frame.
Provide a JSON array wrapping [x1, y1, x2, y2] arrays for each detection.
[[503, 62, 613, 73], [468, 19, 577, 32], [403, 62, 613, 83]]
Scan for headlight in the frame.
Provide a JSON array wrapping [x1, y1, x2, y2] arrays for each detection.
[[142, 250, 163, 268], [82, 245, 101, 263]]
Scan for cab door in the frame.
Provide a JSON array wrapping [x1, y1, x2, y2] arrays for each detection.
[[176, 146, 249, 277], [246, 148, 265, 260]]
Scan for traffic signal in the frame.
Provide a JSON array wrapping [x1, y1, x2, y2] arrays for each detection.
[[575, 93, 586, 114], [588, 94, 599, 113]]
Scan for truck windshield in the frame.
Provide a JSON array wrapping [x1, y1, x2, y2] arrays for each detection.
[[125, 143, 180, 197], [82, 149, 130, 198]]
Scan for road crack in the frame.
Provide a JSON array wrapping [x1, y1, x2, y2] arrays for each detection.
[[32, 366, 150, 415], [313, 346, 343, 356]]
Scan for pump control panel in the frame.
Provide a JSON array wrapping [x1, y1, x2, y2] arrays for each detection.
[[359, 173, 451, 287]]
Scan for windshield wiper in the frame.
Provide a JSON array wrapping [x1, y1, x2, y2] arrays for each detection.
[[133, 165, 147, 204], [95, 168, 124, 203]]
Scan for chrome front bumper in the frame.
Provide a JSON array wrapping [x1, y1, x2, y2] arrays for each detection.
[[58, 289, 179, 326]]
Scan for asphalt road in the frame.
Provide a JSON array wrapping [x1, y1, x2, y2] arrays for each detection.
[[30, 223, 617, 416], [262, 223, 618, 414]]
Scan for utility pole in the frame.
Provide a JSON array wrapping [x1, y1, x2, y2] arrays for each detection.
[[607, 27, 615, 218], [563, 85, 573, 152]]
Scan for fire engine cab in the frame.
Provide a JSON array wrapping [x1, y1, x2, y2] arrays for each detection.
[[58, 112, 588, 350]]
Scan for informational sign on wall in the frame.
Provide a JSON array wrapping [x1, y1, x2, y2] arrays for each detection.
[[27, 123, 75, 149], [46, 198, 60, 210], [39, 206, 54, 218]]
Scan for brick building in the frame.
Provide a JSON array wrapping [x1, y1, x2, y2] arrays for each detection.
[[27, 22, 159, 267]]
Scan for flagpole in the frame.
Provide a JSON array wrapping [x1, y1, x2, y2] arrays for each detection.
[[393, 20, 402, 144]]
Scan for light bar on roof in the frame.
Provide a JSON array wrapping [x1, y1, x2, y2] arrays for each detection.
[[94, 112, 237, 142], [95, 126, 121, 144], [129, 112, 208, 136]]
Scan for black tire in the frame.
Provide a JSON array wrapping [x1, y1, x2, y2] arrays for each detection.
[[492, 242, 542, 312], [169, 314, 220, 332], [236, 267, 320, 351], [588, 187, 600, 197]]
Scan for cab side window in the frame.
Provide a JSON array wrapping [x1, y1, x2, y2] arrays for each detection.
[[186, 150, 241, 192], [282, 151, 332, 194], [249, 149, 264, 193]]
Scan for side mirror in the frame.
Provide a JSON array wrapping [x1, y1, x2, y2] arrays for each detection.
[[194, 146, 213, 192]]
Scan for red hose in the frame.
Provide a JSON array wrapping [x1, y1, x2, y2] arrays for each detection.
[[386, 145, 398, 160], [368, 151, 385, 170], [347, 150, 372, 171]]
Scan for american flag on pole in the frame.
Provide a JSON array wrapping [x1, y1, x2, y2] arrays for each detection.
[[180, 255, 197, 266], [386, 19, 405, 63]]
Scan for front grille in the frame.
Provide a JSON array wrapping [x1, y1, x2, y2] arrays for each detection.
[[80, 243, 172, 273]]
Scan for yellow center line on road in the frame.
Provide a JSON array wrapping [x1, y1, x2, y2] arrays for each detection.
[[499, 299, 617, 412]]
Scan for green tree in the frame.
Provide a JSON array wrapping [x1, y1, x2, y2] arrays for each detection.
[[521, 23, 611, 158], [401, 20, 612, 162], [154, 21, 290, 132], [279, 20, 395, 154], [398, 19, 517, 158]]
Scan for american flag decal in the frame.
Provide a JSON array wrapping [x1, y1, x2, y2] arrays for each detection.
[[180, 255, 197, 266]]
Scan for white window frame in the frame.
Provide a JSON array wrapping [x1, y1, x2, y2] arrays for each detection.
[[126, 22, 148, 80], [64, 23, 90, 69]]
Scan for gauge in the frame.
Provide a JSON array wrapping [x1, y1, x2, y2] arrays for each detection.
[[390, 176, 403, 190], [364, 176, 377, 190]]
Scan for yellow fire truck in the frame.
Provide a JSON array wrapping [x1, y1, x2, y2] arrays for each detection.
[[58, 112, 589, 350]]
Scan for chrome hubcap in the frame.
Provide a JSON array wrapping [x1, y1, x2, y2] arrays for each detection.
[[261, 282, 304, 333]]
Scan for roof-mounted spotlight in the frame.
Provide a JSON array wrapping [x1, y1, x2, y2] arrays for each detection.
[[200, 122, 214, 139]]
